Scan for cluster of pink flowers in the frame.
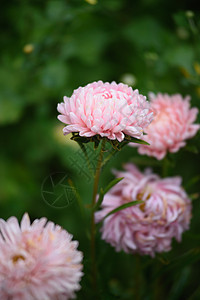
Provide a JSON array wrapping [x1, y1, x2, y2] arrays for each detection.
[[0, 214, 83, 300], [95, 164, 192, 257], [2, 82, 198, 298], [134, 93, 199, 160], [57, 81, 154, 142]]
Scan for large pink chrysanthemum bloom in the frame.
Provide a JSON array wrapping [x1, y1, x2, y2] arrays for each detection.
[[57, 81, 153, 142], [132, 93, 199, 160], [95, 164, 192, 257], [0, 213, 83, 300]]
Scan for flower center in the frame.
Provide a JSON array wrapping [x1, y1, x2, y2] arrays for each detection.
[[154, 110, 169, 127], [12, 254, 25, 264], [137, 191, 151, 211]]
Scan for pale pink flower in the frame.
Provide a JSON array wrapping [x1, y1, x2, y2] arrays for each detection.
[[57, 81, 153, 142], [95, 164, 192, 257], [0, 213, 83, 300], [133, 93, 199, 160]]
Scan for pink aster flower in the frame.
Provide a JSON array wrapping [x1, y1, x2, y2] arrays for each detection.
[[0, 213, 83, 300], [95, 164, 192, 257], [133, 93, 199, 160], [57, 81, 153, 142]]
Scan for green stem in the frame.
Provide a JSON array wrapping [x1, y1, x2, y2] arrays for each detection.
[[91, 139, 105, 296], [153, 261, 162, 300], [162, 157, 168, 177], [134, 255, 141, 300]]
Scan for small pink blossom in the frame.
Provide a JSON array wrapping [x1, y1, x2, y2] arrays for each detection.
[[0, 213, 83, 300], [133, 93, 199, 160], [95, 164, 192, 257], [57, 81, 153, 142]]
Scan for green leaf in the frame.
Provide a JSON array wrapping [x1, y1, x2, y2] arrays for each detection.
[[124, 136, 150, 145], [94, 177, 124, 211], [104, 177, 124, 195], [188, 285, 200, 300], [164, 45, 194, 73], [184, 144, 199, 154], [101, 147, 119, 168], [168, 267, 191, 300], [154, 248, 200, 280], [77, 140, 87, 155], [185, 175, 200, 190], [102, 200, 144, 220], [189, 193, 199, 201]]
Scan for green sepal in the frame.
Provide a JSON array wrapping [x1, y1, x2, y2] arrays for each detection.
[[124, 135, 150, 145]]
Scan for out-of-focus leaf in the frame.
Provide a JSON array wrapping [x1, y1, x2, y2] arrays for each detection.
[[164, 45, 194, 73], [0, 65, 26, 124], [73, 28, 109, 65], [189, 193, 199, 201], [173, 12, 190, 28], [0, 97, 23, 124], [131, 156, 160, 166], [188, 286, 200, 300], [184, 144, 199, 154], [168, 267, 191, 300], [154, 248, 200, 280], [185, 175, 200, 190], [124, 17, 170, 51], [40, 61, 68, 88], [46, 1, 67, 21]]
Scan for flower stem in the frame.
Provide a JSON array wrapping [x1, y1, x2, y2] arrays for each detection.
[[134, 255, 142, 300], [91, 139, 105, 296], [162, 157, 169, 177]]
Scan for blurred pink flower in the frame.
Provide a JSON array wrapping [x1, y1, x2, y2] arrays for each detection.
[[0, 213, 83, 300], [95, 164, 192, 257], [57, 81, 153, 142], [132, 93, 199, 160]]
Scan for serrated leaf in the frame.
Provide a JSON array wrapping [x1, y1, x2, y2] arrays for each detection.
[[77, 140, 87, 154], [101, 148, 119, 168], [94, 177, 124, 211], [102, 200, 144, 220]]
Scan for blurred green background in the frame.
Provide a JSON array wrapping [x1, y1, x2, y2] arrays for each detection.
[[0, 0, 200, 299]]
